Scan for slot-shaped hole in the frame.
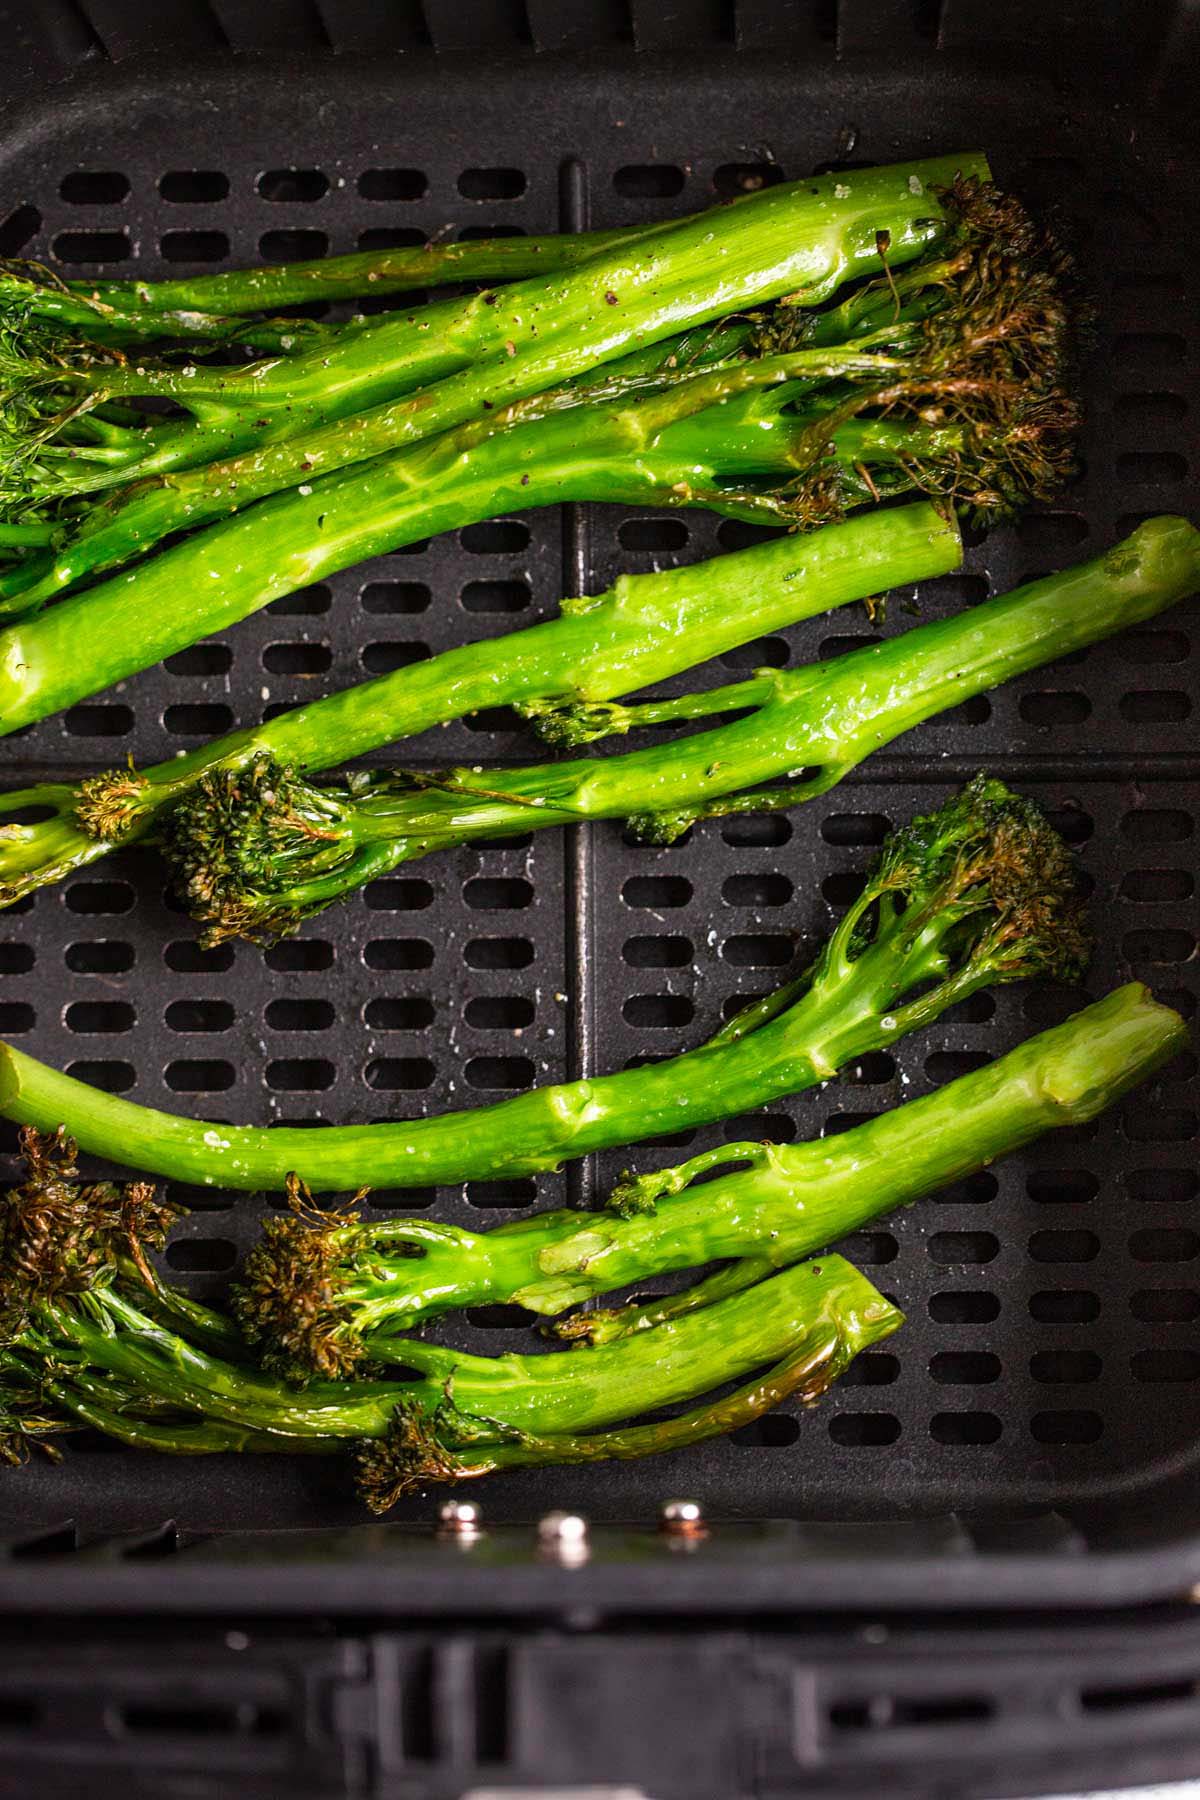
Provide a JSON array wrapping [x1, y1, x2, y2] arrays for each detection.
[[64, 704, 133, 737], [1113, 390, 1188, 428], [466, 1056, 534, 1090], [165, 703, 233, 736], [164, 939, 234, 973], [365, 997, 435, 1031], [721, 814, 792, 847], [1031, 1349, 1101, 1383], [1027, 1168, 1098, 1205], [465, 1304, 537, 1330], [361, 642, 430, 673], [0, 1004, 33, 1032], [160, 230, 228, 262], [837, 1230, 897, 1265], [464, 995, 533, 1030], [458, 168, 526, 199], [722, 934, 792, 967], [1132, 1347, 1200, 1383], [461, 520, 530, 553], [461, 579, 530, 613], [61, 171, 129, 204], [1131, 1289, 1200, 1322], [829, 1413, 900, 1446], [0, 945, 34, 974], [716, 519, 785, 551], [821, 812, 889, 846], [1116, 451, 1188, 484], [1125, 1108, 1196, 1143], [930, 1411, 1001, 1445], [721, 872, 793, 908], [166, 1059, 234, 1092], [1115, 332, 1186, 363], [265, 939, 333, 971], [65, 1000, 134, 1034], [613, 164, 685, 197], [925, 1050, 992, 1082], [258, 168, 328, 202], [464, 877, 533, 911], [731, 1414, 801, 1446], [1121, 867, 1194, 902], [929, 1291, 1000, 1324], [358, 168, 427, 200], [622, 934, 692, 967], [1122, 807, 1193, 844], [722, 636, 789, 669], [930, 1351, 1001, 1385], [1130, 1227, 1200, 1263], [622, 994, 695, 1028], [1030, 1290, 1101, 1324], [361, 580, 431, 614], [65, 1060, 134, 1092], [53, 229, 130, 262], [164, 1000, 234, 1034], [259, 229, 328, 260], [623, 876, 691, 909], [841, 1352, 899, 1387], [1041, 805, 1093, 844], [266, 999, 336, 1031], [928, 1231, 999, 1265], [930, 1171, 996, 1206], [1030, 1410, 1101, 1444], [1020, 691, 1091, 726], [1029, 1229, 1100, 1263], [1127, 1167, 1198, 1202], [262, 643, 331, 675], [1120, 690, 1191, 724], [464, 937, 533, 970], [159, 170, 229, 203], [466, 1178, 537, 1208], [1124, 926, 1197, 963], [363, 878, 434, 913], [165, 1238, 236, 1272], [618, 518, 689, 552], [66, 880, 135, 915], [844, 1051, 895, 1087], [365, 1057, 435, 1090], [269, 583, 332, 616], [164, 644, 232, 677]]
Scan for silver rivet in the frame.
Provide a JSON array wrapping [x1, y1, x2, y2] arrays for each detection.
[[537, 1509, 589, 1544], [536, 1511, 590, 1565], [659, 1498, 706, 1537], [438, 1499, 482, 1537]]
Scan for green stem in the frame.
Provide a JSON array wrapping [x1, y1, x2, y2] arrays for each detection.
[[12, 158, 970, 481], [0, 501, 958, 906], [0, 348, 919, 730], [158, 514, 1200, 932], [550, 1257, 777, 1347]]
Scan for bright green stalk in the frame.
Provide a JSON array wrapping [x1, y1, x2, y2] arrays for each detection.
[[14, 1255, 898, 1452], [4, 157, 971, 485], [0, 344, 933, 730], [0, 502, 959, 907], [159, 516, 1200, 942], [14, 220, 664, 325], [0, 776, 1090, 1195]]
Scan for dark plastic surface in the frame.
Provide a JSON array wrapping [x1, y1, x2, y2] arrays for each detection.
[[0, 3, 1196, 1620]]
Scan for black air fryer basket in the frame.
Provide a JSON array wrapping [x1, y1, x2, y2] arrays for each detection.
[[0, 3, 1197, 1794]]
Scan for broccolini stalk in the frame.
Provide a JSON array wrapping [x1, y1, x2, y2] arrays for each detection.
[[0, 169, 1072, 601], [238, 912, 1181, 1385], [0, 343, 959, 728], [158, 517, 1200, 943], [0, 502, 958, 907], [0, 778, 1089, 1194], [0, 156, 971, 491]]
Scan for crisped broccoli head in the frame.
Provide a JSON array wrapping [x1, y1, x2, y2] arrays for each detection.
[[353, 1396, 474, 1513], [232, 1177, 370, 1384]]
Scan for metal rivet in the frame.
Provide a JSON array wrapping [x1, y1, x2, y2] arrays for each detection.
[[537, 1511, 590, 1565], [438, 1499, 483, 1538], [659, 1498, 706, 1538]]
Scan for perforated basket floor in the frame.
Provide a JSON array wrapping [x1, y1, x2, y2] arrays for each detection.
[[0, 33, 1196, 1548]]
